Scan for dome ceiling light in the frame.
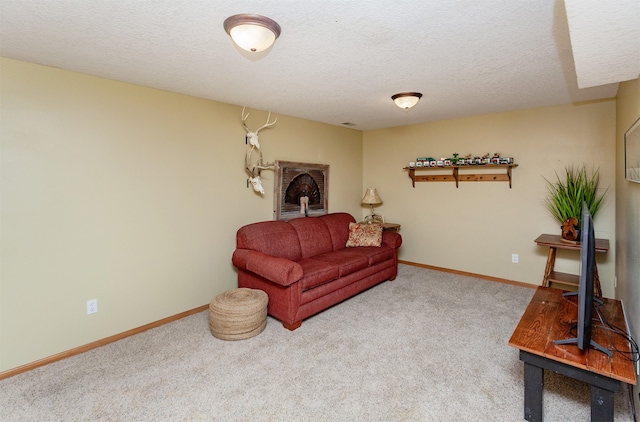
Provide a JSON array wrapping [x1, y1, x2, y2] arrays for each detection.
[[223, 14, 281, 53], [391, 92, 423, 109]]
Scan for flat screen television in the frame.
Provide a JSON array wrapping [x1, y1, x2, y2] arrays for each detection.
[[554, 202, 611, 357]]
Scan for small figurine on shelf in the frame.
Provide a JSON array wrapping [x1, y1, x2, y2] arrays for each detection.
[[482, 153, 491, 165], [449, 152, 464, 166], [491, 152, 501, 165], [465, 154, 474, 165], [561, 217, 579, 241]]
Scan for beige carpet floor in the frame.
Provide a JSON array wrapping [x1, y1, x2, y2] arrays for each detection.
[[0, 264, 634, 421]]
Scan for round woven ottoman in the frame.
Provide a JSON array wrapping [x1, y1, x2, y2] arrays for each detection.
[[209, 288, 268, 340]]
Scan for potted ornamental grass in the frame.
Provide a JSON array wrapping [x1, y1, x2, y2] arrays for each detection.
[[543, 165, 608, 240]]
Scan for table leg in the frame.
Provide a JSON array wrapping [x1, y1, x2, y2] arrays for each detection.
[[594, 265, 603, 297], [591, 385, 614, 421], [520, 350, 621, 422], [542, 247, 556, 287], [524, 362, 544, 422]]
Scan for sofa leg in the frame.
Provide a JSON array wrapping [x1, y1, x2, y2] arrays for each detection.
[[282, 320, 302, 331], [389, 274, 397, 281]]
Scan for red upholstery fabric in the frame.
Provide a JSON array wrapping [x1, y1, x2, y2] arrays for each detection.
[[288, 217, 333, 258], [312, 250, 369, 277], [233, 213, 401, 330], [232, 249, 303, 286], [299, 260, 395, 306], [237, 269, 301, 325], [340, 245, 394, 266], [318, 212, 356, 250], [297, 258, 340, 290], [382, 231, 402, 249], [236, 220, 302, 261]]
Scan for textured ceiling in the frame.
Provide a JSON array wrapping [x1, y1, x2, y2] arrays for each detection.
[[0, 1, 638, 130]]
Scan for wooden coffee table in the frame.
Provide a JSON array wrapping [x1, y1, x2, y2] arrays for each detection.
[[509, 286, 636, 421]]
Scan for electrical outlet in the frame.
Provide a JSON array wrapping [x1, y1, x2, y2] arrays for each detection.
[[512, 254, 519, 264], [87, 299, 98, 315]]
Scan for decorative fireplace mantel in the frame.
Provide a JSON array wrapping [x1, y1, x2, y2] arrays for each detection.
[[274, 161, 329, 221]]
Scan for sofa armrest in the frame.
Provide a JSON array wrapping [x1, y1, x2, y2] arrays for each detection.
[[382, 231, 402, 249], [232, 249, 303, 286]]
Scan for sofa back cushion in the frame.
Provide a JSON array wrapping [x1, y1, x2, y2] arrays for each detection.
[[236, 220, 302, 261], [288, 217, 333, 258], [319, 213, 356, 250]]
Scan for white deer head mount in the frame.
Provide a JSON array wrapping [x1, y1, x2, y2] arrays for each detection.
[[242, 106, 277, 150], [241, 106, 278, 195], [246, 149, 277, 195]]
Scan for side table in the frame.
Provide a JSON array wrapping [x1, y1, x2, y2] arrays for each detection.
[[534, 233, 608, 297], [381, 223, 400, 232]]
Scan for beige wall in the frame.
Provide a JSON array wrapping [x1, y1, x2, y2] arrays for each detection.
[[363, 101, 617, 295], [1, 55, 633, 379], [0, 58, 363, 372], [615, 78, 640, 384]]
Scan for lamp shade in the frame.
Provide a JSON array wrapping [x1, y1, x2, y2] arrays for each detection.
[[224, 14, 281, 53], [361, 187, 382, 205], [391, 92, 423, 109]]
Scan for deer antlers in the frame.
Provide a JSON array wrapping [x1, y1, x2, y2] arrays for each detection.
[[245, 149, 277, 195], [241, 106, 278, 195], [242, 106, 277, 150]]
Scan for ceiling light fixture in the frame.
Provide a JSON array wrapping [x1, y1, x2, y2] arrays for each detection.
[[391, 92, 423, 109], [223, 14, 281, 53]]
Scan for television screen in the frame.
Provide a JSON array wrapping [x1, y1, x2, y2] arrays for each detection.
[[554, 202, 611, 357], [576, 202, 595, 350]]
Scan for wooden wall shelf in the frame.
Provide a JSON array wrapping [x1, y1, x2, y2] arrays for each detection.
[[403, 164, 518, 188]]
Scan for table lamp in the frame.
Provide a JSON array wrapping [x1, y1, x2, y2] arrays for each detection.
[[361, 187, 383, 223]]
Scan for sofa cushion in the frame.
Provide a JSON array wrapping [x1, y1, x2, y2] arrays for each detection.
[[289, 217, 333, 258], [346, 222, 383, 247], [341, 245, 394, 266], [298, 258, 340, 290], [313, 250, 369, 277], [319, 212, 356, 251], [236, 220, 302, 261]]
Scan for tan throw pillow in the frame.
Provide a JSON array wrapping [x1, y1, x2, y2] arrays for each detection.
[[346, 222, 383, 247]]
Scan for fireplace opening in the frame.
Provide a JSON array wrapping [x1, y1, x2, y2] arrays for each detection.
[[284, 173, 321, 212], [275, 162, 328, 220]]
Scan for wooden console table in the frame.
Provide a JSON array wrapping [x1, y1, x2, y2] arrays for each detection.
[[534, 234, 608, 297], [509, 286, 636, 421]]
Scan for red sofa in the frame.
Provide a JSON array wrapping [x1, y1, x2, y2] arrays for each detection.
[[232, 212, 402, 330]]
